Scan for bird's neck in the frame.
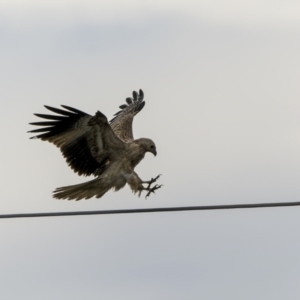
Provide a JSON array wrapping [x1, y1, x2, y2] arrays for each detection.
[[127, 141, 146, 169]]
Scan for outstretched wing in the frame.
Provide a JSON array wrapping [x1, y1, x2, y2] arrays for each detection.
[[28, 105, 125, 176], [110, 89, 145, 142]]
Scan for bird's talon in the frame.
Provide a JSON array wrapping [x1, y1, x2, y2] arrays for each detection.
[[146, 174, 162, 189], [144, 184, 162, 198]]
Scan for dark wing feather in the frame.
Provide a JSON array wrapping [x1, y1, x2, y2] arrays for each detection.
[[28, 105, 125, 176], [110, 89, 145, 142]]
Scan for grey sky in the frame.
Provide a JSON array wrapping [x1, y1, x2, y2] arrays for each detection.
[[1, 1, 300, 299]]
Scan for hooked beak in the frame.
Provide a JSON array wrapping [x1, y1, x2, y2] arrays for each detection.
[[152, 149, 157, 156]]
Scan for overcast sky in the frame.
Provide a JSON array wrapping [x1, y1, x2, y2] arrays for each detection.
[[1, 1, 300, 299]]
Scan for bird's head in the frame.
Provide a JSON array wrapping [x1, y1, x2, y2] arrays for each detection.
[[138, 138, 157, 156]]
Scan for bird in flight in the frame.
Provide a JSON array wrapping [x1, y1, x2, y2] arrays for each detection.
[[28, 89, 162, 200]]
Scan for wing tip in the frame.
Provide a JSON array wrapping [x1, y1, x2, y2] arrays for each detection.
[[109, 89, 146, 124], [139, 89, 144, 100]]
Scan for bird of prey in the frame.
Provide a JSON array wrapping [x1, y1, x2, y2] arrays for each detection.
[[28, 89, 162, 200]]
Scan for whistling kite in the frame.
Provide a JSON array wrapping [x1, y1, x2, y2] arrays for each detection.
[[29, 90, 162, 200]]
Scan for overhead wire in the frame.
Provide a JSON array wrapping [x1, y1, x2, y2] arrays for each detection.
[[1, 201, 300, 219]]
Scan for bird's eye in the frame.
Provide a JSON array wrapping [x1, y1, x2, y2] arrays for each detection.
[[150, 145, 154, 149]]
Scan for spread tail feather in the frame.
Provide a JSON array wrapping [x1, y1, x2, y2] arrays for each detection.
[[53, 177, 110, 201]]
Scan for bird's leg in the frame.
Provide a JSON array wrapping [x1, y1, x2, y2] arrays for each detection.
[[137, 184, 162, 198], [137, 175, 162, 198], [142, 174, 161, 190], [145, 184, 162, 198]]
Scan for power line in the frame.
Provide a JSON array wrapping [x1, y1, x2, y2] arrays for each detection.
[[1, 201, 300, 219]]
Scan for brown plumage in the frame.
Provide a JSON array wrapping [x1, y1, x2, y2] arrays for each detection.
[[28, 89, 162, 200]]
